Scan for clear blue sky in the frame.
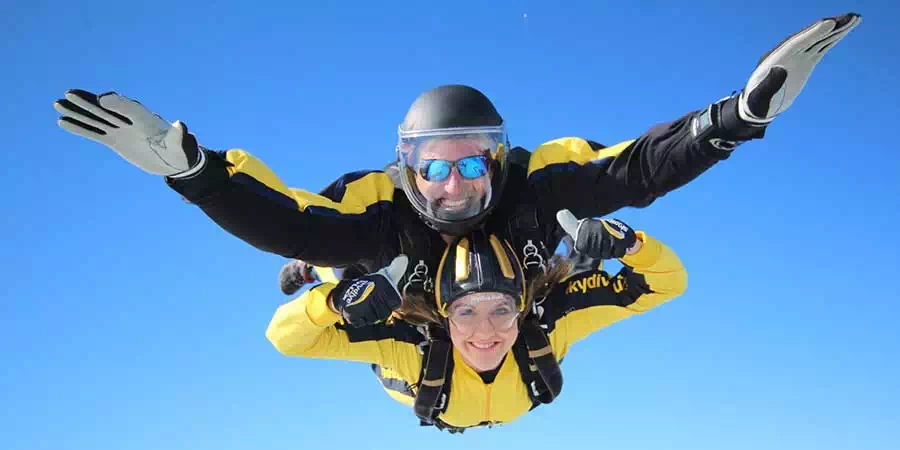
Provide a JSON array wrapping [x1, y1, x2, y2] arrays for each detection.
[[4, 1, 898, 449]]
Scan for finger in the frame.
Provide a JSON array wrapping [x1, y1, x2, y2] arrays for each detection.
[[64, 90, 131, 127], [166, 120, 187, 147], [385, 255, 409, 285], [746, 66, 788, 118], [53, 99, 116, 133], [556, 209, 580, 239], [803, 18, 841, 44], [810, 14, 862, 54], [759, 19, 832, 67], [57, 116, 106, 141], [830, 12, 861, 28], [757, 15, 849, 75], [181, 123, 202, 166], [821, 13, 862, 41], [99, 92, 169, 130], [165, 121, 199, 165], [793, 18, 841, 51], [162, 121, 208, 178]]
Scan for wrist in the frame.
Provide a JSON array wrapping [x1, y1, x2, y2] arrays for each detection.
[[620, 232, 661, 269], [691, 94, 766, 153], [168, 146, 208, 180], [625, 237, 642, 255], [326, 292, 339, 314]]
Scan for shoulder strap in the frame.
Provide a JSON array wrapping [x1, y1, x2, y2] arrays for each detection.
[[512, 316, 564, 407], [413, 326, 453, 425], [496, 147, 552, 282]]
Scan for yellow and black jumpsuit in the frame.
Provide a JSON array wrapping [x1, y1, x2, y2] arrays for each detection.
[[265, 230, 687, 430], [164, 106, 734, 280]]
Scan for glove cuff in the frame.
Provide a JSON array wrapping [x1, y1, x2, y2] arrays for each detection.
[[167, 146, 208, 180], [691, 93, 767, 152], [620, 232, 662, 269], [720, 93, 768, 139]]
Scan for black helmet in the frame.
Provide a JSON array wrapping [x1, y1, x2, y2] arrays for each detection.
[[435, 230, 526, 317], [396, 85, 511, 236]]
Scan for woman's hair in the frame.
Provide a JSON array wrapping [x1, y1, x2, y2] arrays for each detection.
[[392, 255, 573, 328]]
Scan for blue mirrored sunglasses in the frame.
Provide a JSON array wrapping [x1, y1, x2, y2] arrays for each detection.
[[418, 155, 489, 182]]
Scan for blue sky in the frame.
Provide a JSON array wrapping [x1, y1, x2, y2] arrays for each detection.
[[3, 1, 899, 449]]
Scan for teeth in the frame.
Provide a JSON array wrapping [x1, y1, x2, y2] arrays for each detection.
[[471, 342, 496, 349]]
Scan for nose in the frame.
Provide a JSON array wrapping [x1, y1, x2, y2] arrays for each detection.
[[442, 169, 464, 197], [470, 315, 496, 337]]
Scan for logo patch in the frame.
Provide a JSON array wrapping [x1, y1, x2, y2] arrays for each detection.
[[602, 219, 629, 240], [565, 272, 627, 295], [343, 279, 375, 307]]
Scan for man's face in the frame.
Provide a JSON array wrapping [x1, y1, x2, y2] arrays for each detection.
[[413, 137, 490, 217]]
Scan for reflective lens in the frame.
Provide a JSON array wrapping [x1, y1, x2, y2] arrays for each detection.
[[457, 155, 489, 178], [419, 155, 489, 182]]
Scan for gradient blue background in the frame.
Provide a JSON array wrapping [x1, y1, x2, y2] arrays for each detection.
[[4, 1, 898, 449]]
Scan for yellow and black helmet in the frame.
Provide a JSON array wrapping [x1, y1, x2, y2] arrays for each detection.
[[435, 229, 526, 317]]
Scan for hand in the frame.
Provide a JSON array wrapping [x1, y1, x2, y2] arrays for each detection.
[[739, 13, 862, 125], [53, 89, 206, 177], [556, 210, 638, 260], [279, 260, 318, 295], [330, 255, 408, 327]]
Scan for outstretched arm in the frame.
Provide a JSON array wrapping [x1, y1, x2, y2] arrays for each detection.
[[54, 89, 397, 266], [530, 13, 862, 217], [543, 212, 688, 359], [166, 148, 397, 265], [266, 256, 423, 379]]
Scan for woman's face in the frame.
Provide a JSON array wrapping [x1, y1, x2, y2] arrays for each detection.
[[447, 292, 520, 372]]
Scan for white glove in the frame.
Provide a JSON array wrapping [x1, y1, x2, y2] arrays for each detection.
[[739, 13, 862, 125], [53, 89, 206, 178]]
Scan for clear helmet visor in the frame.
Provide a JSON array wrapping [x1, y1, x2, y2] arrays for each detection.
[[396, 125, 508, 224]]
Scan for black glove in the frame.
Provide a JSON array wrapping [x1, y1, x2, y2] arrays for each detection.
[[279, 260, 318, 295], [330, 255, 408, 327], [556, 210, 637, 260]]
